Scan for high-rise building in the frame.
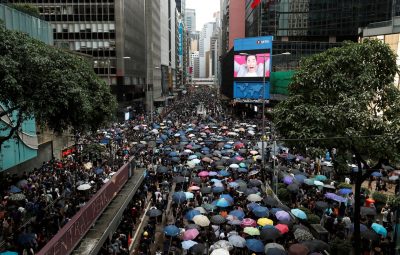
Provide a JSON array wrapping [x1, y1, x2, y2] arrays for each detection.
[[175, 0, 186, 16], [190, 51, 200, 78], [185, 8, 196, 33], [10, 0, 148, 103], [244, 0, 399, 71], [220, 0, 245, 54], [199, 22, 216, 78]]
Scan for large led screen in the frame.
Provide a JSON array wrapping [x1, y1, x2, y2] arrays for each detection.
[[234, 53, 270, 78]]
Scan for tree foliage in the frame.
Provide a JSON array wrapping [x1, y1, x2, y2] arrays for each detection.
[[0, 25, 116, 145], [10, 4, 41, 18], [274, 39, 400, 164]]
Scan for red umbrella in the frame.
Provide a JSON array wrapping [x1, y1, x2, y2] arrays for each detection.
[[288, 244, 310, 255], [275, 224, 289, 234]]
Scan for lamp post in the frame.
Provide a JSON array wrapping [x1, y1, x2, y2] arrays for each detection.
[[239, 52, 290, 185]]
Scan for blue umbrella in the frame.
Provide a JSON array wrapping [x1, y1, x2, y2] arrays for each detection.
[[229, 209, 245, 220], [220, 194, 234, 203], [9, 186, 21, 193], [181, 240, 198, 250], [172, 192, 187, 204], [247, 202, 260, 211], [291, 209, 307, 220], [238, 168, 248, 173], [169, 151, 179, 157], [210, 178, 222, 183], [164, 225, 180, 237], [224, 144, 232, 149], [160, 134, 168, 140], [215, 198, 232, 208], [253, 206, 269, 218], [185, 210, 201, 221], [315, 175, 327, 181], [294, 174, 306, 183], [212, 186, 225, 193], [371, 223, 387, 237], [246, 239, 264, 253], [218, 170, 230, 177], [0, 251, 18, 255], [228, 182, 239, 188], [188, 155, 198, 160], [371, 171, 382, 177], [338, 188, 353, 195]]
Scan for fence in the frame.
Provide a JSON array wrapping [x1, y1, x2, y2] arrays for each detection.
[[37, 158, 133, 255]]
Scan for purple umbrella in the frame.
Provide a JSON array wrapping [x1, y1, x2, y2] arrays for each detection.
[[275, 211, 291, 222], [283, 176, 294, 185], [325, 193, 347, 203]]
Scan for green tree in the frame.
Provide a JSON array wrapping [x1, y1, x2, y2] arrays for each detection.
[[0, 25, 116, 147], [10, 4, 41, 18], [273, 39, 400, 255]]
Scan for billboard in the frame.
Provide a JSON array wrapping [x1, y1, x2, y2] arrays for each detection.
[[233, 36, 273, 100]]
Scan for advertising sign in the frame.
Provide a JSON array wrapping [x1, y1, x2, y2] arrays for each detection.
[[233, 36, 273, 100]]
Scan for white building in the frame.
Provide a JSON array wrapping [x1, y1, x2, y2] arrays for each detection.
[[185, 8, 196, 33], [199, 22, 215, 78]]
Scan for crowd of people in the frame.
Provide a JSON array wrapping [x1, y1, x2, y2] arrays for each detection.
[[1, 86, 399, 255]]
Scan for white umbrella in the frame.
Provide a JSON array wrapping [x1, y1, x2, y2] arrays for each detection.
[[133, 126, 140, 130], [192, 159, 201, 164], [213, 240, 233, 251], [193, 215, 210, 227], [83, 162, 93, 170], [247, 194, 263, 202], [151, 129, 159, 134], [77, 184, 91, 191], [211, 248, 229, 255], [174, 133, 181, 137], [314, 180, 324, 186], [229, 164, 239, 169], [228, 235, 246, 248], [249, 150, 259, 155], [184, 149, 194, 153], [140, 141, 147, 144]]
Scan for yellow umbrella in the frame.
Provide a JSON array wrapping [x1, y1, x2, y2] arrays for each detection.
[[243, 227, 260, 236], [257, 218, 274, 226]]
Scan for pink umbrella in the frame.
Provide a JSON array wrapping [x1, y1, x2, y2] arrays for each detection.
[[275, 224, 289, 234], [183, 228, 200, 240], [235, 156, 244, 161], [241, 218, 257, 228], [186, 144, 193, 149], [198, 171, 209, 177], [188, 186, 200, 191]]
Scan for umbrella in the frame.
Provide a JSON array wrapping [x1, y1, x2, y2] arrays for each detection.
[[324, 193, 347, 203], [361, 229, 380, 241], [371, 223, 387, 237], [193, 215, 210, 227], [212, 186, 225, 193], [243, 227, 260, 236], [248, 179, 262, 187], [213, 240, 234, 251], [313, 181, 324, 186], [0, 252, 18, 255], [294, 228, 314, 241], [288, 243, 310, 255], [315, 201, 328, 210], [360, 206, 377, 216], [253, 206, 269, 218], [229, 209, 245, 220], [211, 215, 226, 225], [218, 170, 230, 177], [185, 192, 195, 199], [246, 239, 264, 253], [146, 208, 162, 217], [228, 235, 246, 248], [215, 198, 232, 208], [291, 209, 307, 220], [172, 191, 187, 203], [164, 225, 180, 237], [186, 224, 201, 230], [287, 183, 300, 192], [182, 240, 198, 250], [173, 176, 186, 183], [198, 171, 209, 177], [265, 243, 286, 255], [229, 164, 239, 169], [17, 179, 28, 188], [263, 196, 279, 207], [275, 211, 291, 222], [294, 174, 307, 183], [275, 224, 289, 234], [247, 194, 262, 202], [188, 186, 201, 191], [228, 219, 242, 226], [261, 227, 282, 241], [183, 228, 200, 240], [200, 187, 212, 194], [241, 218, 257, 227], [302, 240, 330, 253], [202, 203, 216, 212], [190, 243, 206, 254], [283, 176, 294, 184], [257, 218, 273, 226], [77, 184, 91, 191], [210, 249, 229, 255], [186, 209, 201, 221], [315, 175, 327, 181], [9, 186, 21, 193], [9, 193, 26, 201], [194, 207, 207, 214], [371, 171, 382, 177]]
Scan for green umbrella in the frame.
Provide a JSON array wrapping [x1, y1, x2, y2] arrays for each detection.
[[201, 203, 216, 211]]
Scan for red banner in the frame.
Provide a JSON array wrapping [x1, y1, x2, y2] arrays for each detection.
[[37, 160, 131, 255]]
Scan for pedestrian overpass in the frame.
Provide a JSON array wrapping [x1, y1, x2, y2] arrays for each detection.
[[192, 78, 217, 87]]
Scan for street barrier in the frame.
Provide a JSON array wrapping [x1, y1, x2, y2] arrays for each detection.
[[37, 158, 132, 255]]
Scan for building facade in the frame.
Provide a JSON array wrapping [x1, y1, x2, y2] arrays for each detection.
[[185, 8, 196, 33], [199, 22, 216, 78], [220, 0, 245, 54]]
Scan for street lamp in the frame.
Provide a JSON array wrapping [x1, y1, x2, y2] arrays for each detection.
[[239, 52, 290, 185]]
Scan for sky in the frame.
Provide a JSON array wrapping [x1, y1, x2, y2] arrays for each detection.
[[186, 0, 220, 31]]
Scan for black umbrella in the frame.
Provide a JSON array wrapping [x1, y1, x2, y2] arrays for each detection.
[[263, 196, 278, 207], [261, 227, 281, 241], [181, 169, 191, 177], [190, 243, 206, 255], [200, 187, 212, 194], [293, 224, 310, 232], [146, 208, 162, 217], [287, 183, 299, 193], [173, 176, 186, 183], [248, 179, 262, 187], [185, 224, 201, 230], [315, 201, 329, 210], [302, 240, 330, 253], [210, 215, 226, 225], [361, 229, 380, 241], [360, 206, 377, 216], [191, 177, 202, 184]]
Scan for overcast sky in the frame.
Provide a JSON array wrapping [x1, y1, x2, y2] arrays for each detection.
[[186, 0, 220, 31]]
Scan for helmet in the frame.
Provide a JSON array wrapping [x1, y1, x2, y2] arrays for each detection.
[[143, 231, 148, 236]]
